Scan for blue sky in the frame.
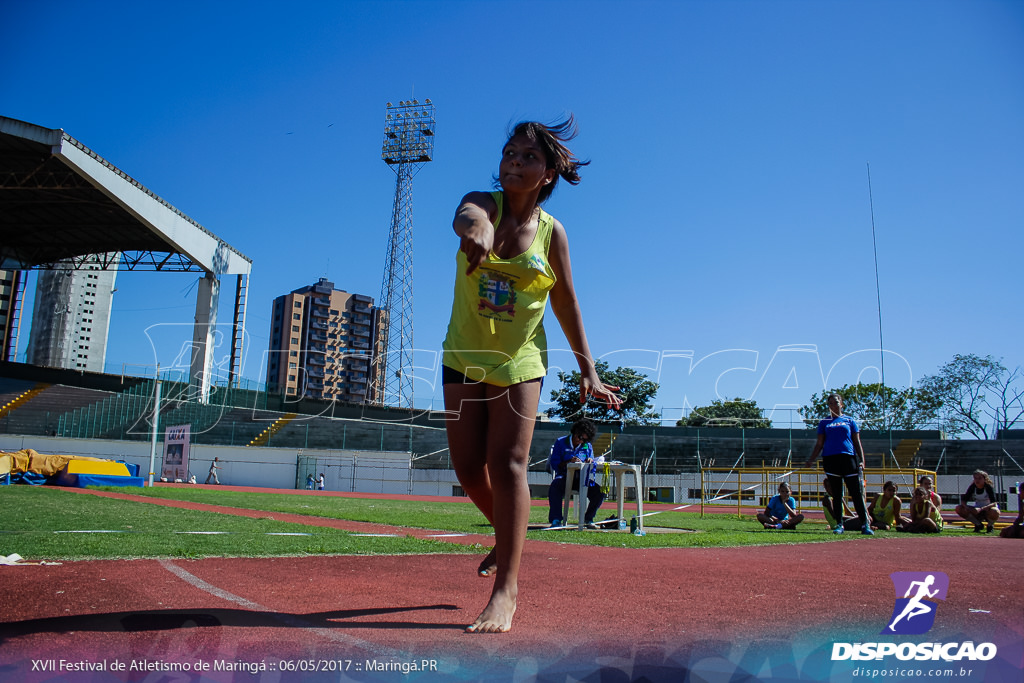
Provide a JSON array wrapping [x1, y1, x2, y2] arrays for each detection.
[[3, 0, 1022, 426]]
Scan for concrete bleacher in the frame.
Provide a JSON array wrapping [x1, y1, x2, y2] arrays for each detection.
[[254, 413, 451, 456], [2, 362, 1021, 479], [0, 378, 41, 424], [1, 383, 116, 436], [0, 377, 36, 406], [57, 380, 160, 440]]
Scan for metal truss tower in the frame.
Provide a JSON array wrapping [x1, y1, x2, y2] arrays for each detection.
[[372, 99, 435, 408]]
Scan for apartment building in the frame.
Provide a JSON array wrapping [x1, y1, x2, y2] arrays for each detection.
[[0, 269, 26, 361], [266, 278, 383, 403], [26, 255, 117, 372]]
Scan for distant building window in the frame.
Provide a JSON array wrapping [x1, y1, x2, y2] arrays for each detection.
[[293, 313, 300, 320], [291, 337, 299, 344], [292, 325, 299, 332], [294, 301, 302, 308]]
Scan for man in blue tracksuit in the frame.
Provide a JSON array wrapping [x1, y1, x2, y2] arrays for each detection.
[[547, 418, 605, 528]]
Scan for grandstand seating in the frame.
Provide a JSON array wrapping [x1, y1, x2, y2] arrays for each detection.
[[0, 377, 36, 405], [1, 363, 1019, 477], [0, 380, 48, 421], [2, 384, 115, 436]]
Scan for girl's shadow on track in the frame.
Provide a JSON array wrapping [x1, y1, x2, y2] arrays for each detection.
[[0, 604, 464, 641]]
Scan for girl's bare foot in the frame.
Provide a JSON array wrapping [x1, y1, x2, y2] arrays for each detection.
[[477, 547, 497, 577], [466, 588, 516, 633]]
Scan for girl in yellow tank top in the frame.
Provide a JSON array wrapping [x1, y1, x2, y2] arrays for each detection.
[[905, 486, 942, 533], [442, 117, 621, 635], [868, 480, 909, 530], [443, 191, 555, 386]]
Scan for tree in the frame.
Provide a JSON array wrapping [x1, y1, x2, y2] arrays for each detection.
[[918, 354, 1023, 439], [991, 367, 1024, 434], [678, 398, 772, 428], [546, 360, 660, 425], [799, 383, 940, 431]]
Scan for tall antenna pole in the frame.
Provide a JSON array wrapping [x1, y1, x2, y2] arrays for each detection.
[[371, 99, 435, 409], [867, 163, 888, 434]]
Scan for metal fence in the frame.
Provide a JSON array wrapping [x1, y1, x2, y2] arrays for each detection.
[[296, 451, 413, 495]]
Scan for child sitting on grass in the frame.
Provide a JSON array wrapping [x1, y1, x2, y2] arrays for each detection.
[[868, 480, 909, 530], [903, 487, 942, 533], [757, 482, 804, 530]]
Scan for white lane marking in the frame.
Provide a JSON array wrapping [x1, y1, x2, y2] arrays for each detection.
[[426, 533, 468, 538], [157, 559, 403, 657]]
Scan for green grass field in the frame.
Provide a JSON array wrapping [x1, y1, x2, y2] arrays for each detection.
[[0, 487, 470, 561], [0, 485, 976, 561]]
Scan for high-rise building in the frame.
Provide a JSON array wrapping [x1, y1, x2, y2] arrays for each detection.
[[0, 269, 26, 362], [27, 254, 117, 372], [266, 278, 384, 403]]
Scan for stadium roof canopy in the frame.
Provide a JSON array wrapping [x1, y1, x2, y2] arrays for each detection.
[[0, 115, 250, 275]]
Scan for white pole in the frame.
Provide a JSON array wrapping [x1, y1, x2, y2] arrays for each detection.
[[148, 366, 162, 487]]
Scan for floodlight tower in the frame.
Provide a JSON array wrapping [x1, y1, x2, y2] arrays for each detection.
[[372, 99, 435, 408]]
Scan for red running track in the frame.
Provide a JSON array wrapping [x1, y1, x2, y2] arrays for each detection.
[[1, 485, 1021, 682]]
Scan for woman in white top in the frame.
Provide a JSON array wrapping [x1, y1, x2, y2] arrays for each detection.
[[955, 470, 1000, 533]]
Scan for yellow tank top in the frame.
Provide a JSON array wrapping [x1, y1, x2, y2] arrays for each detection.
[[442, 191, 556, 386], [875, 495, 896, 526], [914, 500, 944, 528]]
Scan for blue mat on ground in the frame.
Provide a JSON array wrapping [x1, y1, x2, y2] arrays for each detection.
[[56, 473, 145, 488], [4, 471, 51, 486], [119, 461, 141, 477]]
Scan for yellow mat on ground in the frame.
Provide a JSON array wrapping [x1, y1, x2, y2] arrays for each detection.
[[65, 459, 131, 476], [0, 449, 117, 477]]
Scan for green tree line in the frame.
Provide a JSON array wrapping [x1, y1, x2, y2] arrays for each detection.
[[546, 353, 1023, 439]]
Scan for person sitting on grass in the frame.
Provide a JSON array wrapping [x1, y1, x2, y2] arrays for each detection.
[[821, 477, 860, 532], [903, 487, 942, 533], [955, 469, 1000, 533], [757, 482, 804, 530], [919, 474, 942, 509], [999, 485, 1023, 539], [868, 480, 909, 530]]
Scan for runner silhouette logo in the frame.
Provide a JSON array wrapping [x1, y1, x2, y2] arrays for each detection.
[[883, 572, 949, 635]]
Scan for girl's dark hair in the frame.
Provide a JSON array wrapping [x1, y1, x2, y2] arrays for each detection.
[[495, 114, 589, 204]]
